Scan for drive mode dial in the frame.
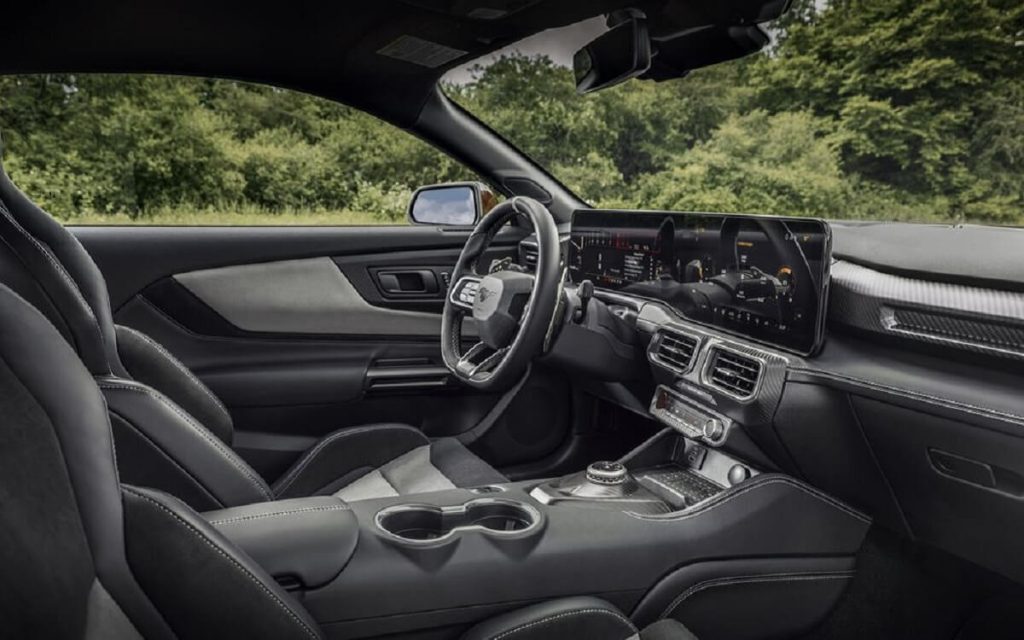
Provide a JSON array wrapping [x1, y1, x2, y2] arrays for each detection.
[[586, 461, 628, 485]]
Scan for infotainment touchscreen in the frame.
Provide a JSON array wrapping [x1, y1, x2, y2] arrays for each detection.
[[568, 210, 832, 355]]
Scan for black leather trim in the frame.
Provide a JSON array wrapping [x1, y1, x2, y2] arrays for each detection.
[[123, 486, 322, 640], [0, 285, 174, 639], [0, 165, 126, 377], [100, 378, 272, 509], [109, 412, 226, 511], [630, 556, 858, 630], [272, 424, 429, 498], [204, 496, 358, 589], [115, 324, 234, 444], [461, 597, 637, 640], [640, 619, 698, 640]]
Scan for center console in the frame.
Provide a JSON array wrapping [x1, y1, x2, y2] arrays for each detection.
[[204, 424, 870, 640]]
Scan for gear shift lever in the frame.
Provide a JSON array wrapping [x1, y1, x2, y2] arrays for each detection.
[[530, 460, 667, 513]]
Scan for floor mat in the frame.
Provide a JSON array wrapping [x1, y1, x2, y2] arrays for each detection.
[[800, 528, 1024, 640]]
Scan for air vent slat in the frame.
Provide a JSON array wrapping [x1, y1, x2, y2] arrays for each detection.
[[706, 348, 762, 399], [652, 329, 698, 373]]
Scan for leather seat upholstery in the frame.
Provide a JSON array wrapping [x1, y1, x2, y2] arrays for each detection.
[[0, 134, 505, 510], [0, 283, 320, 639], [0, 282, 696, 639]]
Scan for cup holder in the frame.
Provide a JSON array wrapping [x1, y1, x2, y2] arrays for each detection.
[[375, 498, 542, 546]]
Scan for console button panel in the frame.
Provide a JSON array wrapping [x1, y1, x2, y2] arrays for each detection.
[[650, 385, 732, 446]]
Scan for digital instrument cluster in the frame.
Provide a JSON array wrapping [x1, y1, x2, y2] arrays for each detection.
[[568, 210, 832, 355]]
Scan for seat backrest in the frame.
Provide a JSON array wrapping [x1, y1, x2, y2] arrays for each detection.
[[0, 134, 272, 509], [0, 283, 321, 639]]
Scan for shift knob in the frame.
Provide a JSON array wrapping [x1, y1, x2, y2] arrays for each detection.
[[586, 461, 628, 485]]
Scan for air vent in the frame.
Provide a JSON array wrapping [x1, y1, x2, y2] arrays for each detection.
[[652, 329, 699, 373], [706, 348, 762, 399]]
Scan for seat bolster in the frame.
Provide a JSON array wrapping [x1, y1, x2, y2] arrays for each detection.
[[461, 597, 639, 640], [115, 324, 234, 445], [430, 437, 508, 487], [639, 619, 700, 640], [273, 424, 429, 499], [100, 379, 272, 509], [122, 486, 322, 640]]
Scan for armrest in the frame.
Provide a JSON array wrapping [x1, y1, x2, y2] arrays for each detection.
[[203, 496, 357, 589]]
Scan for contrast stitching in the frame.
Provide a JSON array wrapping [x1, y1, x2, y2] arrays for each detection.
[[208, 503, 350, 526], [273, 424, 424, 494], [0, 205, 110, 373], [110, 408, 225, 509], [488, 608, 636, 640], [625, 475, 870, 524], [660, 571, 855, 620], [123, 488, 319, 640], [119, 325, 232, 420], [99, 381, 271, 500]]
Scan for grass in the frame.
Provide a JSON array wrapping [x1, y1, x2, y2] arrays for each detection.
[[58, 207, 404, 226]]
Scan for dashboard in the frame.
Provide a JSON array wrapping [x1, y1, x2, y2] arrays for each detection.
[[568, 210, 832, 355]]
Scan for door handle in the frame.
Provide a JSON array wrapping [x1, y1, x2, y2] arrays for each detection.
[[376, 269, 439, 295]]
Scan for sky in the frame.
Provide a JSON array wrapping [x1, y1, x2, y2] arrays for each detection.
[[444, 17, 606, 85]]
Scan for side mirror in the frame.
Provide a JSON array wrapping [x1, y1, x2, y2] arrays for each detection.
[[408, 182, 496, 227], [573, 16, 652, 95]]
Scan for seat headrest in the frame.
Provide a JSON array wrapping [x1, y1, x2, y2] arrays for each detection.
[[0, 133, 127, 377]]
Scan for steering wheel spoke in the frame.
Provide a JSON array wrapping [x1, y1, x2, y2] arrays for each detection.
[[449, 275, 482, 311], [454, 342, 509, 379]]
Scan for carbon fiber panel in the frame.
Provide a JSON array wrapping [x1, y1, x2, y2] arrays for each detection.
[[830, 261, 1024, 361]]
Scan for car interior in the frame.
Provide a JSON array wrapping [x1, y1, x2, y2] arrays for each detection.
[[1, 1, 1023, 639]]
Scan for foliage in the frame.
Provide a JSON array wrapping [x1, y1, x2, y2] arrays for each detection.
[[0, 0, 1021, 225]]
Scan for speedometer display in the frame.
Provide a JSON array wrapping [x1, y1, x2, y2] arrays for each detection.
[[569, 210, 832, 355]]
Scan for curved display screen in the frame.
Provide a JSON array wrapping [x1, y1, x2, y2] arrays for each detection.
[[568, 210, 832, 355]]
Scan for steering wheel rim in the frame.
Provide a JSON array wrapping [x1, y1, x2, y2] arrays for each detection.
[[441, 197, 562, 391]]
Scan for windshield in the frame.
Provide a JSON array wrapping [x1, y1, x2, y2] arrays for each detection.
[[445, 1, 1024, 226]]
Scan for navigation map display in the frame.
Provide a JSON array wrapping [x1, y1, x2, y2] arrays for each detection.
[[568, 210, 832, 355]]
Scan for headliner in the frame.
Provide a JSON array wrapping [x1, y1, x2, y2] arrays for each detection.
[[2, 0, 762, 126]]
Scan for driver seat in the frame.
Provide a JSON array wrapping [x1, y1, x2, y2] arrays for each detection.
[[0, 281, 696, 639], [0, 135, 506, 510]]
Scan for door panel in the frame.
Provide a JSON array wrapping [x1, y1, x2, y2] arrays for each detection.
[[73, 224, 571, 480], [174, 257, 446, 336]]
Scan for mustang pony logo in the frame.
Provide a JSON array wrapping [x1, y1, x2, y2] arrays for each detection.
[[477, 286, 493, 303]]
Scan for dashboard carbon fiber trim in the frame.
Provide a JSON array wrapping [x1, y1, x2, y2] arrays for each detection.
[[637, 302, 791, 427], [830, 261, 1024, 361]]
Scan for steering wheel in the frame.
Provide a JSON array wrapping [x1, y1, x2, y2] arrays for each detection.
[[442, 197, 563, 391]]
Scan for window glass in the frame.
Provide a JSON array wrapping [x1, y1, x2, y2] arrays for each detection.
[[446, 0, 1024, 226], [0, 75, 477, 225]]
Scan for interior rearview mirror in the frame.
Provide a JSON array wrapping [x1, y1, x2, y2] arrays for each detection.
[[408, 182, 494, 227], [573, 16, 652, 95]]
